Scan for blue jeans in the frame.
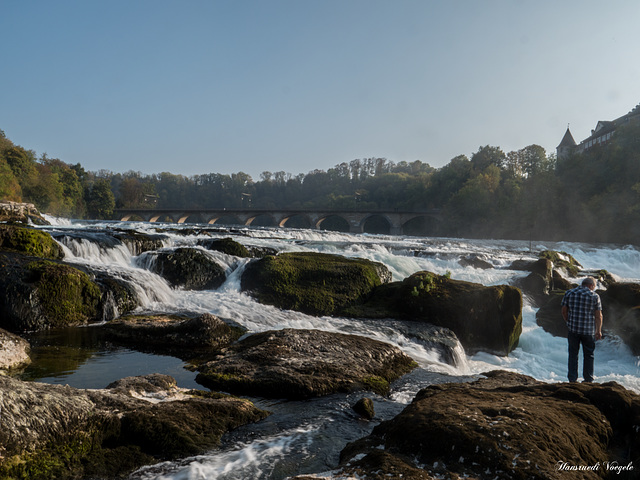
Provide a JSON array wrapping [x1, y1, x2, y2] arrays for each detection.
[[568, 331, 596, 382]]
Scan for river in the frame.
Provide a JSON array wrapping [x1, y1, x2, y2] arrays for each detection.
[[21, 217, 640, 479]]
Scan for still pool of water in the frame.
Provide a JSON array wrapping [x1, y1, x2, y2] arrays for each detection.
[[19, 326, 201, 390]]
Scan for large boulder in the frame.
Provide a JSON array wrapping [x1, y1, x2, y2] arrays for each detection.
[[536, 291, 568, 338], [599, 283, 640, 355], [345, 271, 522, 356], [141, 247, 226, 290], [0, 328, 30, 372], [0, 256, 102, 332], [0, 374, 269, 480], [196, 328, 417, 399], [0, 201, 49, 225], [197, 237, 252, 257], [102, 312, 246, 358], [0, 224, 63, 259], [338, 371, 640, 480], [110, 229, 167, 255], [538, 283, 640, 355], [240, 252, 392, 316]]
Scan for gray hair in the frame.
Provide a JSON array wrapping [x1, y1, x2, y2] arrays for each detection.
[[582, 277, 596, 287]]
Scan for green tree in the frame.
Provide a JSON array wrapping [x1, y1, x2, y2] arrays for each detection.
[[87, 179, 115, 219]]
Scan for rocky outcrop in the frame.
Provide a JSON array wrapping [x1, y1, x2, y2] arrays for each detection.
[[0, 201, 49, 225], [0, 224, 63, 259], [537, 282, 640, 354], [511, 250, 582, 305], [102, 312, 245, 358], [0, 255, 102, 332], [345, 271, 523, 356], [338, 371, 640, 480], [0, 328, 30, 372], [198, 236, 252, 257], [111, 229, 167, 255], [141, 247, 226, 290], [240, 252, 392, 316], [599, 283, 640, 355], [536, 291, 567, 338], [196, 328, 417, 399], [0, 374, 269, 479]]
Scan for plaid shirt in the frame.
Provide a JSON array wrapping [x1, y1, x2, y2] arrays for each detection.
[[561, 285, 602, 335]]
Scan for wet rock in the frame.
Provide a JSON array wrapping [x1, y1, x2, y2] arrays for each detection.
[[353, 397, 375, 420], [0, 201, 49, 225], [459, 254, 493, 269], [241, 252, 392, 316], [0, 374, 269, 479], [600, 283, 640, 355], [0, 254, 102, 332], [144, 247, 226, 290], [102, 312, 245, 358], [0, 328, 30, 372], [535, 292, 567, 338], [0, 224, 63, 259], [111, 229, 167, 255], [198, 237, 252, 257], [345, 271, 522, 356], [515, 258, 552, 304], [339, 371, 640, 480], [196, 328, 417, 400]]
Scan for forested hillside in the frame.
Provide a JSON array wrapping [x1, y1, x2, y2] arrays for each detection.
[[1, 124, 639, 244]]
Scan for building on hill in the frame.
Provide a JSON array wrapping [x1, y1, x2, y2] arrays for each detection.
[[557, 103, 640, 161]]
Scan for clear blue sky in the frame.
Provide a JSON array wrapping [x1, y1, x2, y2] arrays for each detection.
[[1, 0, 639, 180]]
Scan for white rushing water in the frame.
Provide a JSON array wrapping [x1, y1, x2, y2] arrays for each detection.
[[39, 219, 640, 479]]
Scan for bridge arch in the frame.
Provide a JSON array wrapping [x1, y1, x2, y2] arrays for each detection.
[[279, 214, 313, 229], [316, 215, 350, 233], [206, 214, 243, 225], [246, 213, 277, 227], [402, 215, 442, 236], [361, 214, 392, 235]]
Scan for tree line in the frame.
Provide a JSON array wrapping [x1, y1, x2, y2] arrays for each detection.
[[1, 124, 639, 244]]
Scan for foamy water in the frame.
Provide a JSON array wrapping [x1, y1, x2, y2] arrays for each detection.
[[38, 221, 640, 479]]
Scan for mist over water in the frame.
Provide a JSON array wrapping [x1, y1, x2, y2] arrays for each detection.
[[35, 219, 640, 479]]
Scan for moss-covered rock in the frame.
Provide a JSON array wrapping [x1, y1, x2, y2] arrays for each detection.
[[198, 237, 252, 257], [240, 252, 392, 316], [25, 260, 101, 327], [196, 328, 417, 399], [143, 247, 226, 290], [345, 271, 522, 356], [539, 249, 582, 277], [0, 374, 269, 480], [0, 224, 63, 259]]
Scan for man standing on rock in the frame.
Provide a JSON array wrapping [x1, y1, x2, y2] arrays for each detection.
[[561, 277, 603, 383]]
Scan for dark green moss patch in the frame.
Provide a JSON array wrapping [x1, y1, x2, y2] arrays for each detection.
[[539, 250, 582, 277], [200, 237, 251, 257], [240, 252, 389, 316], [0, 225, 63, 259], [26, 260, 101, 327]]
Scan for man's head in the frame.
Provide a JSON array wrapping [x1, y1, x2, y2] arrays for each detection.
[[582, 276, 597, 290]]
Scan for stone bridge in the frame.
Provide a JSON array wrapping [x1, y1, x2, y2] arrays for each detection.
[[114, 208, 442, 235]]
